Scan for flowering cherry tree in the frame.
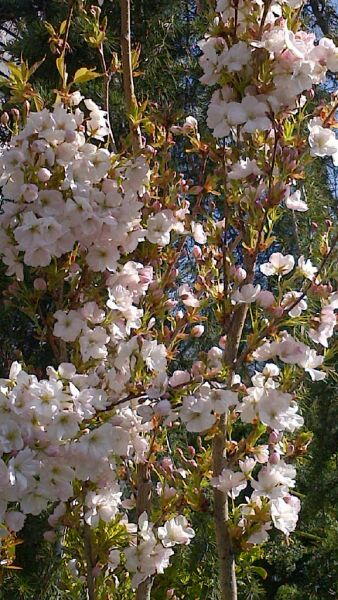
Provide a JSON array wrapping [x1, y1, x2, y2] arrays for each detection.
[[0, 1, 337, 599]]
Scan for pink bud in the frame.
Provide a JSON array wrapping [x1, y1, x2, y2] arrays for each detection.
[[92, 565, 101, 578], [191, 325, 204, 338], [37, 167, 52, 182], [269, 306, 284, 318], [69, 263, 81, 274], [11, 108, 20, 122], [191, 360, 205, 376], [268, 431, 279, 444], [269, 452, 280, 465], [44, 530, 57, 543], [218, 335, 227, 349], [165, 299, 177, 309], [1, 112, 9, 125], [188, 446, 195, 457], [257, 290, 275, 308], [34, 278, 47, 291], [161, 457, 174, 472], [233, 266, 247, 283], [192, 245, 202, 259]]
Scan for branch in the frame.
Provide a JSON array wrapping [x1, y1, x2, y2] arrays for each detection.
[[135, 462, 153, 600], [61, 0, 75, 57], [98, 43, 117, 153], [235, 232, 338, 369], [212, 415, 238, 600], [120, 0, 142, 151], [309, 0, 330, 35], [83, 522, 96, 600]]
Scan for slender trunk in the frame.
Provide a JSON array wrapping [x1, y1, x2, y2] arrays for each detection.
[[213, 251, 251, 599], [84, 522, 96, 600], [135, 463, 152, 600], [120, 0, 142, 151], [213, 418, 238, 600], [99, 44, 117, 152], [120, 5, 149, 595], [212, 308, 248, 600]]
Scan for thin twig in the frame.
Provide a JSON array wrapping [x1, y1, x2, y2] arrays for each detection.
[[98, 43, 117, 152], [83, 522, 96, 600], [235, 233, 338, 369], [120, 0, 142, 151]]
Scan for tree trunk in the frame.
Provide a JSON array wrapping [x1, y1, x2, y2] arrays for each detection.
[[212, 299, 249, 600], [135, 463, 153, 600]]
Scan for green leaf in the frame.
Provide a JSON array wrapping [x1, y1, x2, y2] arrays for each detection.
[[251, 566, 268, 580], [44, 21, 56, 36], [59, 19, 68, 35], [73, 67, 102, 85], [28, 57, 45, 79], [56, 56, 68, 85]]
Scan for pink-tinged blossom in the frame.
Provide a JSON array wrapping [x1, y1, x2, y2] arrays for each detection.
[[285, 190, 308, 211], [308, 119, 338, 158], [270, 495, 301, 536], [260, 253, 295, 277], [247, 522, 272, 544], [53, 310, 85, 342], [157, 516, 195, 547], [212, 468, 247, 499], [297, 255, 317, 280], [179, 284, 200, 308], [257, 290, 275, 308], [228, 158, 261, 180], [232, 284, 261, 304], [191, 221, 207, 244], [299, 349, 326, 381], [180, 395, 215, 433], [168, 370, 190, 387], [282, 291, 307, 317], [146, 210, 176, 246], [251, 461, 296, 500]]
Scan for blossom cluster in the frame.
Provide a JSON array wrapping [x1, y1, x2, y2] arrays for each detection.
[[200, 0, 338, 165]]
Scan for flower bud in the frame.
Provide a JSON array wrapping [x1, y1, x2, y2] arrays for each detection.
[[191, 360, 206, 377], [257, 290, 275, 308], [92, 565, 101, 578], [287, 443, 295, 455], [269, 306, 284, 318], [34, 278, 47, 291], [44, 530, 57, 543], [0, 112, 9, 126], [11, 108, 20, 122], [165, 299, 177, 309], [268, 431, 279, 444], [23, 100, 30, 118], [192, 245, 202, 260], [232, 266, 247, 283], [161, 457, 174, 472], [37, 167, 52, 182], [269, 452, 280, 465], [191, 325, 204, 338], [218, 335, 227, 349]]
